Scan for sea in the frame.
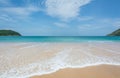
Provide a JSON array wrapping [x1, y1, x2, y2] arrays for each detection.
[[0, 36, 120, 42], [0, 36, 120, 78]]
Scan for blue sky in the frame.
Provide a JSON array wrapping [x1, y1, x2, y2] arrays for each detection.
[[0, 0, 120, 36]]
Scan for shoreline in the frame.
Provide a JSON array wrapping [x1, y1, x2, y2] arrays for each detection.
[[31, 64, 120, 78], [0, 42, 120, 78]]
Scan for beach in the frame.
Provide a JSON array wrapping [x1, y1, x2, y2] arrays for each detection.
[[0, 0, 120, 77], [0, 41, 120, 78], [31, 65, 120, 78]]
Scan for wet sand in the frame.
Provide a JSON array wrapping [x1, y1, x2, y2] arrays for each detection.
[[31, 65, 120, 78], [0, 42, 120, 78]]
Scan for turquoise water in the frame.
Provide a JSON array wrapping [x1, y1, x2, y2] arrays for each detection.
[[0, 36, 120, 42]]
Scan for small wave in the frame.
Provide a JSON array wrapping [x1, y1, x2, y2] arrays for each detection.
[[0, 42, 120, 78]]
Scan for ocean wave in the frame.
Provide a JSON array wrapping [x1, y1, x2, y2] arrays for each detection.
[[0, 42, 120, 78]]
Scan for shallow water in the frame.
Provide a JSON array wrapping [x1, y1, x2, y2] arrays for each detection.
[[0, 42, 120, 78], [0, 36, 120, 42]]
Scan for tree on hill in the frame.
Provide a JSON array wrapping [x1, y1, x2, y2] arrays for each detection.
[[108, 29, 120, 36], [0, 30, 21, 36]]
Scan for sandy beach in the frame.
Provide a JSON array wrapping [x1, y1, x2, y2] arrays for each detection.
[[31, 65, 120, 78], [0, 42, 120, 78], [0, 0, 120, 77]]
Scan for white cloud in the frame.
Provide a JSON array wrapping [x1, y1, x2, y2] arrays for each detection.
[[0, 5, 41, 23], [0, 0, 42, 24], [1, 6, 40, 17], [98, 18, 120, 28], [78, 24, 103, 31], [45, 0, 92, 20], [0, 0, 92, 21], [54, 22, 69, 28], [112, 21, 120, 28], [0, 0, 10, 5], [0, 0, 42, 21], [0, 14, 15, 22], [78, 16, 94, 21]]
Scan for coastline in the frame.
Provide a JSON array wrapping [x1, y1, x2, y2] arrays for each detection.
[[0, 41, 120, 78], [31, 64, 120, 78]]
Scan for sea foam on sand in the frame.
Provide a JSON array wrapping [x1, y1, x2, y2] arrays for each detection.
[[31, 65, 120, 78], [0, 42, 120, 78]]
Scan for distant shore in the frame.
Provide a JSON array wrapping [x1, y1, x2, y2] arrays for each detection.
[[31, 65, 120, 78], [0, 30, 21, 36]]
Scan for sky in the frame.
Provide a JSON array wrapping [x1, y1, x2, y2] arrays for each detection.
[[0, 0, 120, 36]]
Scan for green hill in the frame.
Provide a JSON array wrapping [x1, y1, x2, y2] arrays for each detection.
[[0, 30, 21, 36], [108, 29, 120, 36]]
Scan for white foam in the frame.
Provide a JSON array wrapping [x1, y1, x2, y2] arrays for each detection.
[[0, 42, 120, 78]]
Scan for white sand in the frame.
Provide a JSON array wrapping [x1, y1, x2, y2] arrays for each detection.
[[0, 42, 120, 78]]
